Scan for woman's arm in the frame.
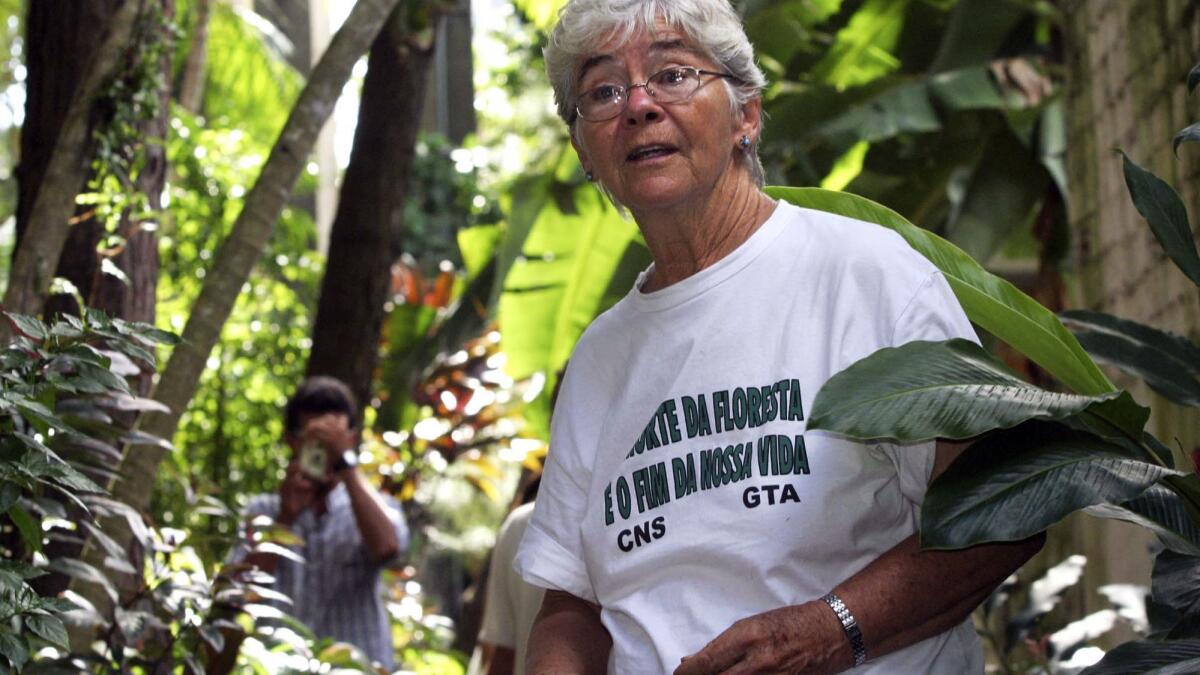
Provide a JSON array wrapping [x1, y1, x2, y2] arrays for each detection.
[[674, 440, 1045, 675], [527, 590, 612, 675]]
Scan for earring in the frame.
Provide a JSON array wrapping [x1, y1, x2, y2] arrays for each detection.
[[586, 171, 595, 181], [739, 135, 751, 150]]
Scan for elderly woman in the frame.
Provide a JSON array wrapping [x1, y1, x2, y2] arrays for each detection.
[[511, 0, 1044, 673]]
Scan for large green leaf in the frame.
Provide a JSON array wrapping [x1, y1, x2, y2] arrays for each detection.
[[1172, 122, 1200, 156], [766, 187, 1114, 395], [496, 155, 649, 436], [1087, 485, 1200, 557], [1060, 310, 1200, 407], [744, 0, 842, 66], [1079, 639, 1200, 675], [6, 504, 40, 553], [0, 629, 28, 670], [24, 614, 68, 650], [1151, 550, 1200, 633], [809, 0, 908, 88], [204, 2, 301, 143], [808, 339, 1137, 441], [943, 125, 1048, 264], [1121, 152, 1200, 288], [921, 422, 1177, 549], [927, 0, 1029, 73]]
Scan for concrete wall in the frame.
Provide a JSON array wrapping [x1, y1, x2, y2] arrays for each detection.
[[1057, 0, 1200, 623]]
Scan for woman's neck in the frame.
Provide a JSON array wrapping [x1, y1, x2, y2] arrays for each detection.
[[634, 173, 776, 293]]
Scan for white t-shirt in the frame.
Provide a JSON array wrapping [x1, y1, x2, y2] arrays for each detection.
[[477, 503, 545, 675], [513, 201, 985, 674]]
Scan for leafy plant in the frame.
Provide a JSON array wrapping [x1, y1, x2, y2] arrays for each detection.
[[0, 310, 176, 672], [787, 58, 1200, 674], [978, 554, 1153, 674]]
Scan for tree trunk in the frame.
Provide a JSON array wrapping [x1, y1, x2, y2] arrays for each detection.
[[44, 7, 169, 336], [306, 7, 435, 411], [176, 0, 210, 113], [15, 0, 118, 247], [1, 0, 141, 326], [67, 0, 405, 640]]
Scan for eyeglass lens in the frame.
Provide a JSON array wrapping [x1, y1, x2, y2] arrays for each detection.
[[577, 67, 703, 121]]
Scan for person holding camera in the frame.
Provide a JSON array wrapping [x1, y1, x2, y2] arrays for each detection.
[[229, 376, 409, 670]]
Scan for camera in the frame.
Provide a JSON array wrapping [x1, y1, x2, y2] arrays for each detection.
[[298, 440, 327, 478]]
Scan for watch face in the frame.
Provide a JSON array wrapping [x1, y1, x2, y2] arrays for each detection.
[[299, 441, 327, 478]]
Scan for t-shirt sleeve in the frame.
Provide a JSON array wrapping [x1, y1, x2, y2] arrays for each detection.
[[512, 363, 598, 603], [885, 270, 978, 506], [478, 512, 520, 647]]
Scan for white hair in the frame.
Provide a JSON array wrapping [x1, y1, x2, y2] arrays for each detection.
[[545, 0, 767, 186]]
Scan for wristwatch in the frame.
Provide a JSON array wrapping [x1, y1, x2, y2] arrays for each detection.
[[332, 448, 359, 472]]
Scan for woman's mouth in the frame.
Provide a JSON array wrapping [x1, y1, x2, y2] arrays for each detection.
[[626, 145, 677, 162]]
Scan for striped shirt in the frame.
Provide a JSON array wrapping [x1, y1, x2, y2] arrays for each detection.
[[232, 484, 409, 669]]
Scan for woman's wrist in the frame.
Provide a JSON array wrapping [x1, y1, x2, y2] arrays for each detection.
[[820, 593, 867, 667]]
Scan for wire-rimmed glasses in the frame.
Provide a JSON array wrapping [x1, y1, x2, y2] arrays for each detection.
[[574, 66, 741, 123]]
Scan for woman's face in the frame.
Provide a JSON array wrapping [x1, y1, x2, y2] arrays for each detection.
[[570, 26, 759, 213]]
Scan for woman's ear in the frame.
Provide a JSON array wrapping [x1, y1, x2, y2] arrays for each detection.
[[570, 130, 593, 177], [735, 96, 763, 146]]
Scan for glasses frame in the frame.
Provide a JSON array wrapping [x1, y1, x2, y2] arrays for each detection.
[[573, 66, 742, 123]]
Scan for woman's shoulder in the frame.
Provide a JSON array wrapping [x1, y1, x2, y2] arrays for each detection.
[[773, 201, 936, 276]]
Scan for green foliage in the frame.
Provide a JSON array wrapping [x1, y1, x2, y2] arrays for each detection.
[[490, 149, 649, 437], [807, 338, 1138, 443], [924, 422, 1179, 549], [404, 134, 504, 273], [79, 2, 177, 255], [0, 310, 176, 672], [1060, 310, 1200, 407], [0, 1, 23, 289], [154, 104, 321, 563], [201, 2, 301, 140], [752, 0, 1063, 266], [803, 55, 1200, 672], [1120, 152, 1200, 288]]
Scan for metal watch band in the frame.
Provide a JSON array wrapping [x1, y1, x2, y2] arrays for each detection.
[[333, 448, 358, 472], [821, 592, 867, 666]]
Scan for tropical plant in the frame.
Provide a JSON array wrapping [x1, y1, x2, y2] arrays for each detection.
[[978, 554, 1154, 674], [780, 61, 1200, 674], [0, 310, 174, 670]]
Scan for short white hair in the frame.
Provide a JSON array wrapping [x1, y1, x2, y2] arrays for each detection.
[[545, 0, 767, 186]]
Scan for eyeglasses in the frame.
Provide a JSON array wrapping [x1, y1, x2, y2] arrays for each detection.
[[574, 66, 741, 123]]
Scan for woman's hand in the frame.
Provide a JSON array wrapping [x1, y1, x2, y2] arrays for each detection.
[[674, 602, 851, 675]]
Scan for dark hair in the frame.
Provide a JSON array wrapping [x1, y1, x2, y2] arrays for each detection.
[[284, 376, 359, 435]]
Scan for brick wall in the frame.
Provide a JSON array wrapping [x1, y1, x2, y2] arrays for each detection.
[[1057, 0, 1200, 624]]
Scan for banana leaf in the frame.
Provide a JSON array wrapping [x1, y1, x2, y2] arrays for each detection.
[[807, 338, 1143, 442], [1079, 638, 1200, 675], [1061, 309, 1200, 407]]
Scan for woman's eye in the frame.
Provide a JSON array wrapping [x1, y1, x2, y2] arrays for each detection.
[[657, 68, 690, 87], [588, 85, 621, 102]]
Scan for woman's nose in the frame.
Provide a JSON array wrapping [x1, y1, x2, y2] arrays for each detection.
[[624, 85, 662, 125]]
